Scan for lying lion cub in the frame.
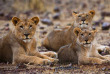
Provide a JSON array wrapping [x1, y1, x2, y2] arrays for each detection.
[[58, 28, 110, 64], [42, 10, 95, 52], [0, 17, 58, 65]]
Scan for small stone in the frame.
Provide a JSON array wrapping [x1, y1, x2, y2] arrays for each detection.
[[93, 20, 102, 26], [41, 19, 53, 25], [98, 4, 105, 10], [80, 70, 83, 73], [5, 23, 9, 26], [0, 12, 4, 16], [39, 26, 45, 29], [92, 26, 96, 30], [53, 13, 60, 19], [101, 12, 110, 17], [81, 3, 87, 9], [102, 67, 106, 71], [55, 0, 61, 4], [16, 63, 27, 69], [54, 7, 60, 12], [5, 27, 9, 31], [102, 22, 110, 30], [24, 10, 32, 16], [41, 31, 47, 35], [67, 23, 71, 26], [5, 13, 13, 20]]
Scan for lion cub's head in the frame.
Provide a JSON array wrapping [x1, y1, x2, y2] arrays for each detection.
[[72, 10, 95, 29], [74, 28, 96, 47], [12, 17, 39, 42]]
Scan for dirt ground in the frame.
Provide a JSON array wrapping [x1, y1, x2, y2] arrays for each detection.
[[0, 0, 110, 73]]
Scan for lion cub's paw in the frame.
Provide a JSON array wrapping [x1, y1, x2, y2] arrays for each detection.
[[37, 59, 52, 65], [49, 51, 58, 58], [50, 58, 59, 63], [101, 60, 110, 64], [42, 59, 52, 65]]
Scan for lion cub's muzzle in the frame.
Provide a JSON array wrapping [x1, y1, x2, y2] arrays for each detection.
[[24, 33, 30, 39], [83, 40, 91, 45], [81, 19, 86, 24]]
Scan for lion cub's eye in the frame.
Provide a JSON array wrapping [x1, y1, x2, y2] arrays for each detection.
[[89, 33, 91, 36], [81, 34, 83, 36], [20, 26, 23, 29], [29, 25, 32, 29], [86, 23, 88, 25], [78, 15, 81, 18]]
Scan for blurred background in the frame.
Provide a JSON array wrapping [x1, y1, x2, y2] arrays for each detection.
[[0, 0, 110, 47]]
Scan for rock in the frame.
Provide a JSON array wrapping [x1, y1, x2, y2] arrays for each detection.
[[102, 22, 110, 30], [54, 7, 60, 12], [92, 26, 96, 30], [53, 13, 60, 19], [39, 26, 45, 29], [5, 27, 9, 31], [16, 63, 27, 69], [93, 20, 102, 26], [5, 14, 13, 20], [80, 70, 83, 73], [0, 12, 4, 16], [55, 0, 61, 4], [54, 23, 60, 29], [101, 12, 110, 17], [102, 67, 106, 71], [67, 23, 71, 26], [81, 3, 87, 9], [41, 19, 53, 25], [5, 23, 9, 26], [98, 4, 105, 10], [41, 31, 47, 35], [24, 10, 32, 16]]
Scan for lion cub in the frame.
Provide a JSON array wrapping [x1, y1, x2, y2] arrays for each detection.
[[58, 28, 109, 64], [0, 17, 58, 65], [42, 10, 95, 52]]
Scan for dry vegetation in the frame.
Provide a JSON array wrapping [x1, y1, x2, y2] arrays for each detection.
[[0, 0, 110, 73]]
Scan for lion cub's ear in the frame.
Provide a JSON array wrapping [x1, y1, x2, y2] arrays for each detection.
[[12, 17, 20, 26], [74, 28, 81, 36], [72, 11, 78, 16], [89, 10, 95, 17], [31, 17, 39, 25]]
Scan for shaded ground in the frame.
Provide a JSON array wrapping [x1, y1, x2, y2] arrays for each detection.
[[0, 63, 110, 73], [0, 0, 110, 73]]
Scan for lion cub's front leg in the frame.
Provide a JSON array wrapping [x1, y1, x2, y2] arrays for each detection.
[[13, 54, 51, 65], [12, 47, 51, 65], [30, 39, 58, 63], [32, 51, 58, 63]]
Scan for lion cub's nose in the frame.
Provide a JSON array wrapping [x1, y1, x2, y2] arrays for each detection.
[[24, 33, 30, 37], [81, 19, 86, 22], [85, 39, 88, 42]]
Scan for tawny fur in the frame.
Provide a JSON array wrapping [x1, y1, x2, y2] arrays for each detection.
[[58, 28, 110, 64], [0, 17, 58, 65], [42, 10, 95, 52], [42, 10, 110, 53]]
